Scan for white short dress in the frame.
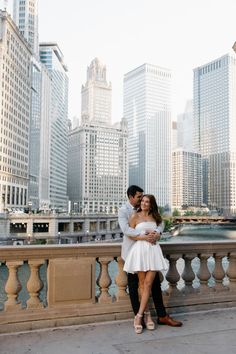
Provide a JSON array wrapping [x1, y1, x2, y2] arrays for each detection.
[[123, 221, 168, 273]]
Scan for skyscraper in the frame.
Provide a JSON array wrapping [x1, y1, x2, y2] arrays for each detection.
[[13, 0, 52, 211], [68, 58, 128, 214], [193, 51, 236, 214], [172, 149, 202, 209], [81, 57, 112, 125], [40, 43, 69, 210], [172, 100, 202, 210], [28, 58, 51, 210], [177, 99, 193, 151], [13, 0, 39, 56], [0, 10, 32, 212], [123, 63, 172, 209]]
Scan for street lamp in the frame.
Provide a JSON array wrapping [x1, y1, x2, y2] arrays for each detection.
[[58, 231, 61, 244]]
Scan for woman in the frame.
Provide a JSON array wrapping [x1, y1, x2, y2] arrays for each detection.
[[124, 194, 168, 334]]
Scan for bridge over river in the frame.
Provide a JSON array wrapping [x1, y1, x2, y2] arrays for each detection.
[[173, 216, 236, 225]]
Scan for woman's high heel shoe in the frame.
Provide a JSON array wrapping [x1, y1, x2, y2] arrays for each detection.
[[144, 311, 155, 330], [134, 313, 143, 334]]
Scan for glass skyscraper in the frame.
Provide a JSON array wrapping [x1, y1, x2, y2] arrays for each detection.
[[123, 63, 172, 209], [29, 58, 51, 210], [193, 51, 236, 214], [39, 43, 69, 210]]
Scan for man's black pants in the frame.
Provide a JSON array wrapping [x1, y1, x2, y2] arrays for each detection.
[[127, 272, 167, 317]]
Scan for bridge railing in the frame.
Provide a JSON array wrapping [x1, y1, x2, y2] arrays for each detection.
[[1, 240, 236, 333]]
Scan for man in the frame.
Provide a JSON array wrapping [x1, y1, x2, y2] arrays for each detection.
[[118, 185, 182, 327]]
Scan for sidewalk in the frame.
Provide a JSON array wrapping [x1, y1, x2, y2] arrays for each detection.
[[0, 307, 236, 354]]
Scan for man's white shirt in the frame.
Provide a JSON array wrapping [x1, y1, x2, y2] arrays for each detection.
[[118, 201, 164, 261]]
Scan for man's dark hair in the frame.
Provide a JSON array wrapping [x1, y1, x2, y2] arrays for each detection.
[[127, 185, 143, 198]]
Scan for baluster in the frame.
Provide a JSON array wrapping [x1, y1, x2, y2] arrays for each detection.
[[212, 253, 227, 291], [165, 254, 181, 296], [4, 261, 23, 311], [226, 252, 236, 291], [26, 260, 45, 309], [182, 254, 196, 294], [97, 257, 113, 303], [115, 257, 128, 301], [197, 253, 212, 293]]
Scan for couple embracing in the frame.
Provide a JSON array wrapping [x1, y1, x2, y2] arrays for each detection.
[[118, 185, 182, 334]]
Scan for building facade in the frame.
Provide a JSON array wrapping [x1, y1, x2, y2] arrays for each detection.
[[123, 63, 172, 210], [193, 51, 236, 215], [177, 99, 193, 151], [13, 0, 39, 56], [0, 10, 32, 212], [68, 58, 128, 214], [172, 149, 202, 209], [28, 58, 51, 210], [39, 43, 69, 210], [13, 0, 52, 211], [81, 57, 112, 125]]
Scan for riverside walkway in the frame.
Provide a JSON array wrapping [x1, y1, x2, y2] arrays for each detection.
[[1, 307, 236, 354]]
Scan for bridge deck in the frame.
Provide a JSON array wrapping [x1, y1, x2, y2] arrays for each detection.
[[0, 307, 236, 354]]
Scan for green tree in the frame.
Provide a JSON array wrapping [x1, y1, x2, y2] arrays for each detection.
[[163, 218, 173, 232], [172, 208, 180, 216]]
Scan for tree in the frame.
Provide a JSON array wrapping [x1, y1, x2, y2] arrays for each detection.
[[172, 208, 180, 216]]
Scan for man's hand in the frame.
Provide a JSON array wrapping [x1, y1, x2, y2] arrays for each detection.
[[145, 231, 161, 244]]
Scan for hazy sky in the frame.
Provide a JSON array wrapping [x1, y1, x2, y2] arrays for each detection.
[[4, 0, 236, 123]]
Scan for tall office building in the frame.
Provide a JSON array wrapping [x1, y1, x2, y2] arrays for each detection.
[[123, 63, 172, 209], [28, 58, 51, 210], [177, 99, 193, 151], [13, 0, 39, 56], [0, 10, 32, 212], [40, 43, 69, 210], [13, 0, 52, 211], [193, 51, 236, 214], [68, 58, 128, 214], [172, 149, 202, 209], [172, 121, 178, 150], [172, 100, 202, 210]]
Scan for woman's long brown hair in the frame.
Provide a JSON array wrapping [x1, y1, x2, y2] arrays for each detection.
[[137, 194, 162, 225]]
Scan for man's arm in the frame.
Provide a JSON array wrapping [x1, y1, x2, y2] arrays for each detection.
[[118, 207, 139, 238], [118, 206, 156, 244]]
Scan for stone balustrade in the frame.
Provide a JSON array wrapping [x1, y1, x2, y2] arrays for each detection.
[[1, 240, 236, 333]]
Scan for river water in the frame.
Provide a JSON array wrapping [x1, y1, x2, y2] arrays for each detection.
[[167, 224, 236, 242], [0, 225, 234, 310]]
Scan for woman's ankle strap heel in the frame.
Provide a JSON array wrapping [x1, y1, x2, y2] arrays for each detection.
[[144, 311, 155, 330], [134, 313, 143, 334]]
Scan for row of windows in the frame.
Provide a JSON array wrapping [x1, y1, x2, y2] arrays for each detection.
[[0, 183, 27, 206]]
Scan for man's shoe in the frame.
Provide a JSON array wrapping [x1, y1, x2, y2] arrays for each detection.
[[157, 314, 182, 327]]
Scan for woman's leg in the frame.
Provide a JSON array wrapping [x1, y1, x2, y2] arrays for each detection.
[[135, 271, 156, 326]]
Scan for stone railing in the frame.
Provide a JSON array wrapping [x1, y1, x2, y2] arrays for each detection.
[[1, 240, 236, 333]]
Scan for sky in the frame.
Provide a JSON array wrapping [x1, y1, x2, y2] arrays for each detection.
[[3, 0, 236, 123]]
